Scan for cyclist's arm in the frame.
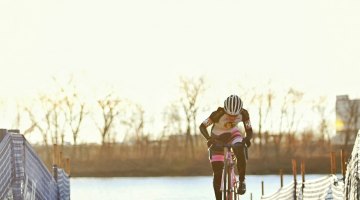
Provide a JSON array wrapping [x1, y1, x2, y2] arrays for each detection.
[[241, 109, 253, 139], [199, 118, 212, 140], [199, 107, 224, 140]]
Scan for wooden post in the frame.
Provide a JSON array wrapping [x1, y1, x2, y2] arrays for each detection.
[[59, 151, 63, 168], [292, 159, 297, 200], [53, 144, 58, 165], [280, 169, 284, 187], [250, 193, 253, 200], [292, 159, 297, 183], [301, 160, 305, 184], [53, 144, 58, 180], [65, 158, 71, 176], [261, 181, 264, 196], [53, 164, 58, 182], [301, 160, 305, 195], [330, 151, 336, 174], [341, 149, 346, 179]]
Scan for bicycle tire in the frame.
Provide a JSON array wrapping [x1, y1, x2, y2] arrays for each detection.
[[223, 155, 228, 200], [234, 181, 238, 200], [227, 164, 232, 199]]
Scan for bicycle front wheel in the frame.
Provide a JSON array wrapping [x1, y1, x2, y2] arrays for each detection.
[[227, 165, 232, 200], [223, 159, 228, 200]]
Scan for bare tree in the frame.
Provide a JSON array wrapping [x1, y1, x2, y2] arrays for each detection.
[[274, 88, 303, 157], [24, 102, 50, 146], [162, 102, 183, 136], [283, 88, 303, 155], [250, 85, 275, 155], [274, 92, 288, 158], [179, 76, 206, 159], [47, 95, 67, 146], [24, 94, 66, 146], [121, 102, 146, 157], [312, 96, 332, 147], [49, 74, 89, 147], [264, 89, 275, 145], [285, 88, 304, 135], [23, 94, 67, 165], [161, 103, 184, 160], [63, 91, 87, 146], [60, 77, 89, 146], [13, 103, 37, 135], [95, 93, 122, 146]]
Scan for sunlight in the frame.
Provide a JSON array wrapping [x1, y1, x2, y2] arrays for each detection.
[[336, 118, 345, 132]]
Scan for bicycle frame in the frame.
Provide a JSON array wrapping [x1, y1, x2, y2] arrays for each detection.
[[220, 145, 239, 200]]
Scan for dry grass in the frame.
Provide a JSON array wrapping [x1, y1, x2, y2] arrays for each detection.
[[31, 136, 353, 177]]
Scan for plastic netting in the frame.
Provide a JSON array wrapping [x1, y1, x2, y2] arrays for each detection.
[[23, 138, 58, 200], [345, 130, 360, 200], [0, 131, 70, 200], [0, 134, 13, 199], [261, 174, 344, 200], [261, 182, 297, 200], [298, 174, 344, 200], [261, 130, 360, 200], [57, 168, 70, 200], [260, 131, 360, 200]]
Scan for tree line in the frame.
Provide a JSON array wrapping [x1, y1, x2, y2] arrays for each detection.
[[1, 75, 359, 175]]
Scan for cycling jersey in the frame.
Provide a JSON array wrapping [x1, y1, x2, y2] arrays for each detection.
[[200, 107, 253, 140]]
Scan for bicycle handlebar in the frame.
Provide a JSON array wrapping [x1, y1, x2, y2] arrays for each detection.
[[210, 142, 249, 160], [210, 142, 247, 149]]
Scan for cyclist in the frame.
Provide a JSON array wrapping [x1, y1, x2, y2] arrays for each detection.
[[199, 94, 253, 200]]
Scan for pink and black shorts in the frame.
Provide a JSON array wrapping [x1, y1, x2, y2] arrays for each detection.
[[209, 128, 243, 162]]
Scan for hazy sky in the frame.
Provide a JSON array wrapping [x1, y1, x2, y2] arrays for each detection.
[[1, 0, 360, 142]]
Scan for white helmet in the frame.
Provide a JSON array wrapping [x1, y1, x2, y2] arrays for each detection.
[[224, 95, 243, 115]]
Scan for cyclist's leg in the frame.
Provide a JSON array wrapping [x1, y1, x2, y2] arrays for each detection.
[[232, 141, 247, 195], [210, 133, 229, 200], [230, 129, 247, 195], [211, 161, 223, 200], [233, 142, 246, 182], [229, 128, 247, 182], [209, 143, 225, 200]]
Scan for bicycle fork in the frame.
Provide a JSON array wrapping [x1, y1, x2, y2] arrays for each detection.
[[220, 151, 238, 200]]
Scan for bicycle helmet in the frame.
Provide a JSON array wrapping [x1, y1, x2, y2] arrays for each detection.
[[224, 95, 243, 115]]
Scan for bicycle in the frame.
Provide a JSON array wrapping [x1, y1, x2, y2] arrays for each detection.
[[212, 142, 248, 200]]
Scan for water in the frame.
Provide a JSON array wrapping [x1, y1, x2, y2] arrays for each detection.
[[71, 174, 326, 200]]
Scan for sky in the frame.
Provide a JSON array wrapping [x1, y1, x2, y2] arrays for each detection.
[[1, 0, 360, 143]]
